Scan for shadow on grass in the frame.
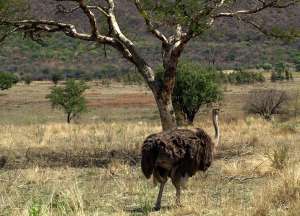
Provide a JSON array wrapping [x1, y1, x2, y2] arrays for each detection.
[[0, 147, 140, 170], [125, 205, 172, 215], [0, 143, 251, 170]]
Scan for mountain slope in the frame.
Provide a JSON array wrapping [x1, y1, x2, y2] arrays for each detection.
[[0, 0, 299, 79]]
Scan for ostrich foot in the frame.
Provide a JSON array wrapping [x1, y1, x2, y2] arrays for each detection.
[[154, 204, 161, 211]]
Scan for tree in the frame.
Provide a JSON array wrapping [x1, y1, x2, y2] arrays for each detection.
[[51, 72, 63, 85], [157, 62, 221, 125], [23, 75, 33, 85], [271, 62, 293, 81], [1, 0, 299, 130], [245, 89, 289, 120], [46, 79, 88, 123], [261, 63, 273, 71], [0, 72, 18, 90]]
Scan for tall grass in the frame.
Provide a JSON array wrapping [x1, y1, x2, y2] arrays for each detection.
[[0, 116, 299, 215]]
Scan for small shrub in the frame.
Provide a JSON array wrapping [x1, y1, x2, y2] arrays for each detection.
[[261, 63, 273, 71], [51, 72, 63, 85], [271, 62, 293, 82], [23, 75, 33, 85], [265, 144, 289, 170], [224, 69, 265, 85], [46, 79, 88, 123], [245, 89, 289, 120], [0, 72, 18, 90]]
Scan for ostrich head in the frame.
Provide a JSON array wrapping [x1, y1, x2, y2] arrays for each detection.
[[212, 108, 220, 154]]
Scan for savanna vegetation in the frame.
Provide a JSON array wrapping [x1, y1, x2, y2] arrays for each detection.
[[0, 1, 300, 216], [0, 74, 299, 215]]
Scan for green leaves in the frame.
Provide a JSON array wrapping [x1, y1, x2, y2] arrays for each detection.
[[0, 72, 18, 90], [140, 0, 212, 29], [46, 79, 89, 123], [156, 61, 222, 124]]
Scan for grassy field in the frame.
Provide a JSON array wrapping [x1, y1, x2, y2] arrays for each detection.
[[0, 75, 300, 215]]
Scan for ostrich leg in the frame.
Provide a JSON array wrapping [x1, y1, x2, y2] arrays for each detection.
[[154, 182, 165, 210], [175, 184, 181, 206]]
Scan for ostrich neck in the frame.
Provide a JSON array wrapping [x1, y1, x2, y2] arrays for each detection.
[[212, 114, 220, 147]]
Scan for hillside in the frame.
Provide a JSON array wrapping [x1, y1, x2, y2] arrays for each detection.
[[0, 0, 299, 79]]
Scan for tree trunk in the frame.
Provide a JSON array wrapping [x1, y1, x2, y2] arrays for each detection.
[[67, 113, 71, 124], [135, 63, 177, 131], [186, 112, 196, 125], [134, 37, 186, 131], [173, 102, 186, 126], [154, 93, 177, 131]]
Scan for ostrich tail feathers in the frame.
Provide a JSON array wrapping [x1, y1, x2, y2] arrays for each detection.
[[141, 136, 159, 179]]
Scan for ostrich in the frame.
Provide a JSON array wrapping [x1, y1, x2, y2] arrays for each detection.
[[141, 108, 220, 210]]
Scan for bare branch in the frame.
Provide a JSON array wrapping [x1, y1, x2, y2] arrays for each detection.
[[77, 0, 99, 38], [213, 0, 299, 18], [133, 0, 168, 44], [56, 4, 80, 14], [239, 17, 300, 39], [87, 6, 109, 17], [55, 0, 99, 37], [0, 19, 110, 43]]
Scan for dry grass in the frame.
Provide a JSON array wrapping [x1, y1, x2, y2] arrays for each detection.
[[0, 116, 299, 215], [0, 79, 300, 215]]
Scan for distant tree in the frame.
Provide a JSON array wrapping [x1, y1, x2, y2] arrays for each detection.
[[46, 79, 88, 123], [157, 62, 222, 125], [0, 72, 18, 91], [1, 0, 299, 130], [261, 63, 273, 71], [226, 69, 265, 84], [23, 75, 32, 85], [51, 72, 63, 85], [271, 62, 293, 81]]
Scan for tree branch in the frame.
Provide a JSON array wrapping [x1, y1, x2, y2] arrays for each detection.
[[213, 0, 299, 18], [55, 0, 100, 37], [56, 4, 80, 14], [77, 0, 99, 38], [133, 0, 168, 44]]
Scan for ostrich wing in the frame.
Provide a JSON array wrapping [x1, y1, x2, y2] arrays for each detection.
[[169, 129, 214, 176], [141, 129, 214, 179]]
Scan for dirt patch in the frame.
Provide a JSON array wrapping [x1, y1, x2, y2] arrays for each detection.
[[87, 93, 155, 108]]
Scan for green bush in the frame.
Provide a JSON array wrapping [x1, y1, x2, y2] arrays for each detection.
[[0, 72, 18, 90], [23, 75, 33, 85], [156, 62, 222, 125], [223, 69, 265, 85], [46, 79, 88, 123], [261, 63, 273, 71], [271, 62, 293, 82], [51, 72, 63, 85]]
